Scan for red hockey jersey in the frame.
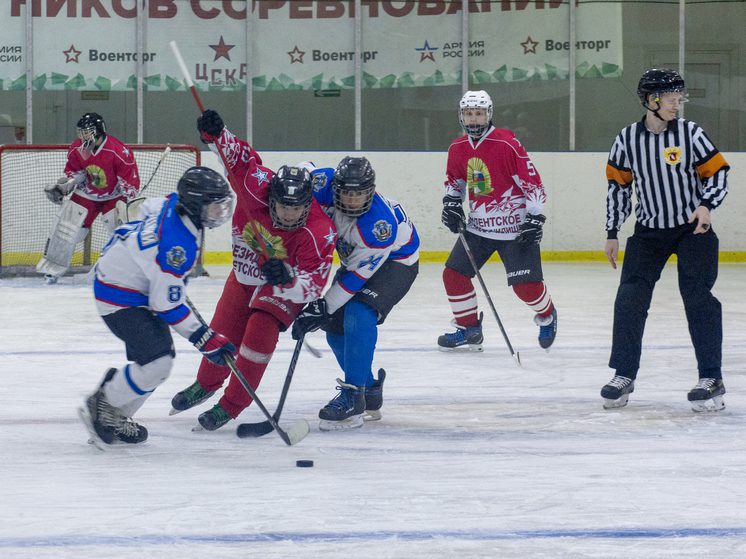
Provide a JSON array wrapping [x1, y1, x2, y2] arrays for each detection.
[[64, 135, 140, 201], [214, 128, 336, 304], [444, 127, 546, 240]]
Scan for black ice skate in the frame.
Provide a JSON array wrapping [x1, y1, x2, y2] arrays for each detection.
[[363, 369, 386, 421], [601, 375, 635, 409], [534, 308, 558, 350], [195, 403, 232, 431], [319, 379, 366, 431], [79, 381, 148, 448], [687, 378, 725, 412], [170, 380, 216, 415], [437, 313, 484, 352]]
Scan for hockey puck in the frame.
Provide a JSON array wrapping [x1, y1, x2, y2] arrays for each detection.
[[296, 460, 314, 468]]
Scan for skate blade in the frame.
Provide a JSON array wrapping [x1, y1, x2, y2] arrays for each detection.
[[602, 394, 630, 409], [77, 406, 108, 451], [691, 395, 725, 413], [191, 423, 205, 432], [169, 407, 183, 416], [363, 410, 382, 421], [437, 343, 483, 353], [319, 415, 364, 431]]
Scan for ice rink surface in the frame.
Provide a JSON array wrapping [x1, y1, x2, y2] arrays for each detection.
[[1, 262, 745, 558]]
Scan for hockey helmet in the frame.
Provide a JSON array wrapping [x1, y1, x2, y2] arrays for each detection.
[[332, 156, 376, 217], [177, 166, 233, 229], [76, 112, 106, 150], [459, 90, 493, 139], [269, 165, 314, 230], [637, 68, 687, 109]]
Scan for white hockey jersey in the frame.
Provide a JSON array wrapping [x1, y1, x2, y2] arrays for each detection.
[[93, 195, 203, 339]]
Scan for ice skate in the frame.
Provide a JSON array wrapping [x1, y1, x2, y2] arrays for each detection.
[[170, 380, 216, 415], [363, 369, 386, 421], [437, 314, 483, 352], [688, 378, 725, 412], [601, 375, 635, 409], [79, 381, 148, 448], [534, 308, 557, 350], [319, 379, 366, 431], [195, 403, 232, 431], [44, 274, 59, 285]]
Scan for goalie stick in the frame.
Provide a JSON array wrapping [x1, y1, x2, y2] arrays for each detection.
[[458, 222, 521, 367], [118, 145, 172, 223], [236, 335, 305, 438]]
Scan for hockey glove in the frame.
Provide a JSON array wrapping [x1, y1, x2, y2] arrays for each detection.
[[516, 213, 546, 244], [196, 109, 225, 143], [44, 177, 75, 205], [441, 195, 465, 234], [291, 298, 330, 340], [262, 258, 294, 286], [189, 325, 236, 366]]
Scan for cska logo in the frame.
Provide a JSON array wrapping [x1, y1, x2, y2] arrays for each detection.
[[466, 157, 493, 197], [663, 146, 682, 165], [242, 220, 288, 259]]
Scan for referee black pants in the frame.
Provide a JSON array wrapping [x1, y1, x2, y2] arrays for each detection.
[[609, 222, 722, 379]]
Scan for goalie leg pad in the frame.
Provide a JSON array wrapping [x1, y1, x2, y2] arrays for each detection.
[[36, 198, 88, 275], [100, 207, 119, 237]]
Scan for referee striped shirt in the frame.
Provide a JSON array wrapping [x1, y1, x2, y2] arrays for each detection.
[[605, 117, 729, 237]]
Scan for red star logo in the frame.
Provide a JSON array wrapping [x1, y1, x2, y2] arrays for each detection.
[[415, 40, 438, 63], [63, 44, 82, 63], [209, 36, 235, 62], [287, 46, 305, 64], [521, 36, 539, 55]]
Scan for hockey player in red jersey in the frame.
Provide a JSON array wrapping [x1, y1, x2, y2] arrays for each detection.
[[170, 109, 336, 432], [438, 90, 557, 352], [37, 112, 140, 283]]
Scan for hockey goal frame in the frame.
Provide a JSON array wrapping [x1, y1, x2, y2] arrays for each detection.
[[0, 143, 202, 277]]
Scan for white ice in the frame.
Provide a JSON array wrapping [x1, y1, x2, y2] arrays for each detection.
[[1, 262, 745, 558]]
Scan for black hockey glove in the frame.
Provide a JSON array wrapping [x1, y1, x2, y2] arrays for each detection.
[[291, 298, 330, 340], [189, 325, 236, 366], [262, 258, 294, 286], [197, 109, 224, 143], [441, 195, 465, 234], [516, 213, 546, 244]]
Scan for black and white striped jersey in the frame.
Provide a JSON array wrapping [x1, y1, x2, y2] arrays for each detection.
[[605, 117, 729, 236]]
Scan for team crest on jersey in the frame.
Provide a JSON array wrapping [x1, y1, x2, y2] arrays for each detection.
[[371, 220, 392, 242], [242, 220, 288, 259], [663, 146, 682, 165], [466, 157, 493, 197], [336, 238, 354, 260], [311, 173, 327, 192], [166, 246, 187, 268], [86, 164, 107, 189]]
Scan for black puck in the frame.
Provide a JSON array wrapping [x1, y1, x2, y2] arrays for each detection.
[[296, 460, 314, 468]]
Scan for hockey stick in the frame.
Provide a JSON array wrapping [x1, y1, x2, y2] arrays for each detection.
[[184, 296, 310, 445], [236, 335, 305, 438], [458, 222, 521, 367], [119, 145, 172, 223]]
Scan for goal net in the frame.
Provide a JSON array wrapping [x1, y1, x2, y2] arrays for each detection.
[[0, 144, 201, 277]]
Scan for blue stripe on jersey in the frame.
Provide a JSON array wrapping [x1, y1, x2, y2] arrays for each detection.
[[338, 270, 367, 293], [155, 195, 198, 277], [94, 279, 148, 308], [311, 168, 335, 206], [157, 304, 190, 325]]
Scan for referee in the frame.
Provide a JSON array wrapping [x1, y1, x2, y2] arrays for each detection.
[[600, 68, 729, 412]]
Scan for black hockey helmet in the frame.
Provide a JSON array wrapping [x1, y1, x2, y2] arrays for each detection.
[[637, 68, 686, 109], [269, 165, 313, 230], [176, 166, 233, 229], [76, 112, 106, 150], [332, 156, 376, 217]]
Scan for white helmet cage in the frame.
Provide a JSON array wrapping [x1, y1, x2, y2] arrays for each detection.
[[458, 90, 493, 139]]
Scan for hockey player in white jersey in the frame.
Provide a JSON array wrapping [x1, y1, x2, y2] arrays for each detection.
[[78, 167, 235, 447], [292, 157, 420, 430]]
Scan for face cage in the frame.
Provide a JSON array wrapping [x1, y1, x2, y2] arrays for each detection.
[[77, 126, 99, 150], [459, 107, 493, 139], [270, 199, 311, 230], [201, 195, 234, 229], [333, 184, 375, 217]]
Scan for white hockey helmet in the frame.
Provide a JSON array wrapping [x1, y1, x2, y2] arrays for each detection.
[[458, 90, 493, 139]]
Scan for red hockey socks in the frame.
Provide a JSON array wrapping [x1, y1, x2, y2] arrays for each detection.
[[220, 310, 280, 418], [443, 266, 479, 327], [512, 281, 553, 317]]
